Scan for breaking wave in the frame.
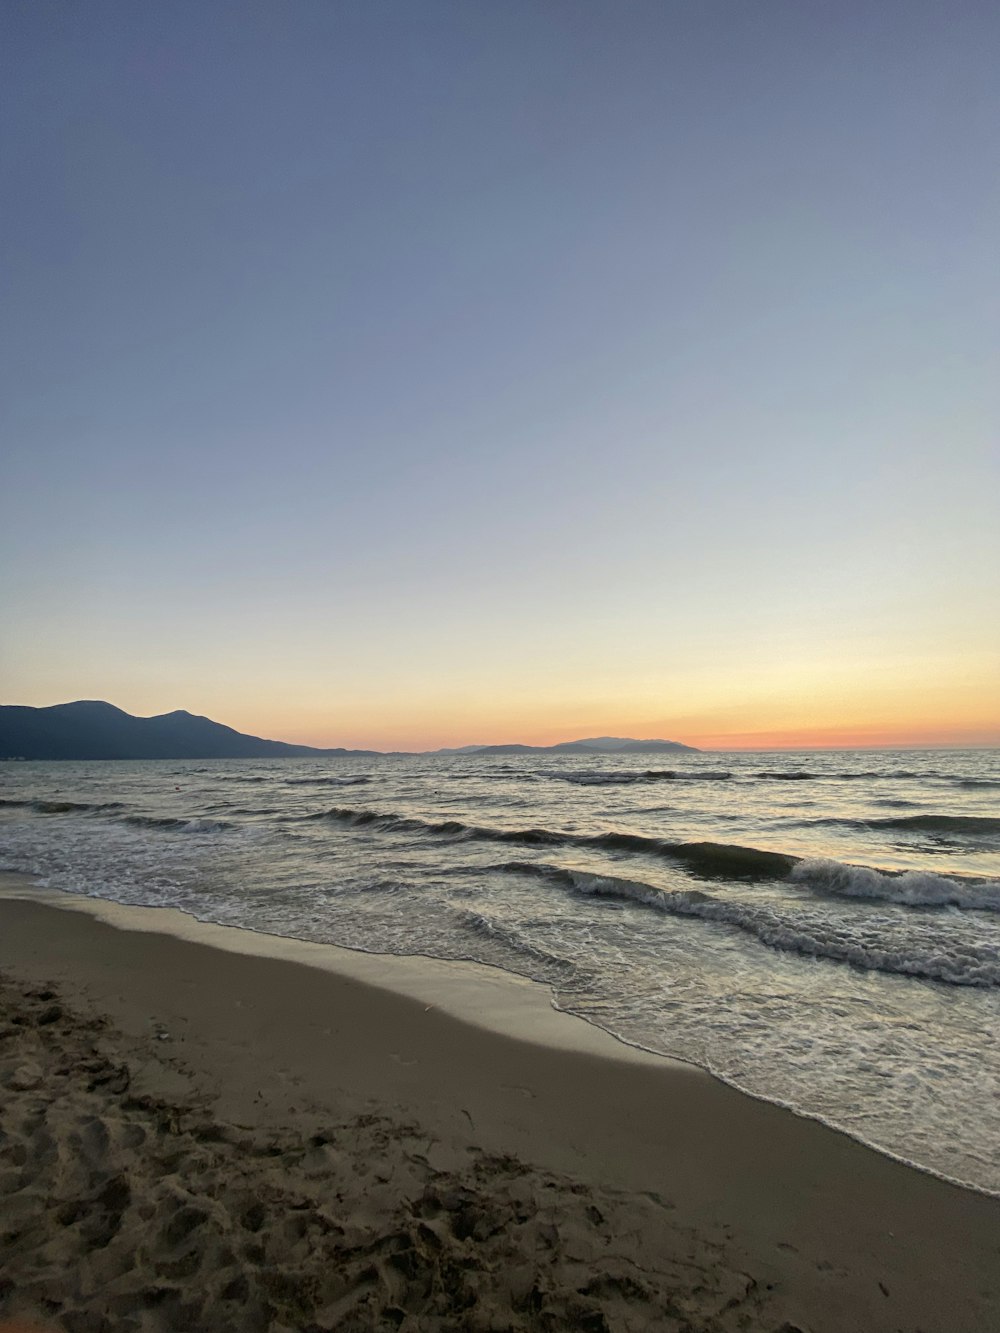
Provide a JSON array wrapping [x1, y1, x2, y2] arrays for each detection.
[[501, 863, 1000, 988], [314, 805, 999, 912], [792, 858, 1000, 911]]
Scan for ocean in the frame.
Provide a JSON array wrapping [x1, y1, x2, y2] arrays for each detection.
[[2, 748, 998, 1194]]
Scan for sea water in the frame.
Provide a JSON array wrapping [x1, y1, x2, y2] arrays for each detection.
[[2, 748, 998, 1192]]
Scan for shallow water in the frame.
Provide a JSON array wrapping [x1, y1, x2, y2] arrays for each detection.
[[1, 748, 998, 1191]]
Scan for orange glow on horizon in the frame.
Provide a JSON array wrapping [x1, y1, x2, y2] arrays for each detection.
[[271, 717, 1000, 754], [240, 658, 1000, 754], [678, 724, 1000, 751], [8, 670, 998, 755]]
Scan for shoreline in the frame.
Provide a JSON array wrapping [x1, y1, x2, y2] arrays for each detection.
[[0, 875, 683, 1067], [2, 875, 1000, 1331], [5, 874, 996, 1202]]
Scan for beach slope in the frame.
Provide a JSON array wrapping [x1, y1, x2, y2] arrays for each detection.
[[1, 880, 998, 1333]]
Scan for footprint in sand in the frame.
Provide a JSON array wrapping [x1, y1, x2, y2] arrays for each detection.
[[499, 1084, 535, 1099]]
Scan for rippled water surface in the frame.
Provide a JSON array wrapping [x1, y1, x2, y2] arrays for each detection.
[[2, 748, 998, 1191]]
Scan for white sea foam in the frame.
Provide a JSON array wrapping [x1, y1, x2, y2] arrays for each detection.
[[553, 867, 1000, 988], [3, 747, 999, 1194], [178, 817, 236, 834], [792, 858, 1000, 911]]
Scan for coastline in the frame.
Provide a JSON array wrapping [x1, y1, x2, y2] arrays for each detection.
[[2, 874, 999, 1332]]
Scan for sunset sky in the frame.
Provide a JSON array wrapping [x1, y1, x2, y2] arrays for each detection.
[[2, 1, 998, 751]]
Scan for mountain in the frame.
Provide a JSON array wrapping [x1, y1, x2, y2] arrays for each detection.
[[553, 736, 698, 754], [0, 702, 698, 760], [0, 702, 377, 761]]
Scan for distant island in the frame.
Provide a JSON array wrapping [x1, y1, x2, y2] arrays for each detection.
[[438, 737, 699, 756], [0, 702, 698, 761]]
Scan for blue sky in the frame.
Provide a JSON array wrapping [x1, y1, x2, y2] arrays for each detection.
[[2, 0, 997, 748]]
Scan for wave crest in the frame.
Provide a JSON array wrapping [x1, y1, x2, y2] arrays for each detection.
[[814, 813, 1000, 837], [551, 769, 732, 786], [123, 814, 235, 833], [503, 863, 1000, 988], [792, 858, 1000, 911], [311, 806, 796, 881], [0, 798, 126, 814]]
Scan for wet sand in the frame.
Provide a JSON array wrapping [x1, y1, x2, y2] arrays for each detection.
[[1, 875, 998, 1332]]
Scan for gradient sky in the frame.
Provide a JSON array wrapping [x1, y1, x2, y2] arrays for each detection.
[[2, 0, 998, 750]]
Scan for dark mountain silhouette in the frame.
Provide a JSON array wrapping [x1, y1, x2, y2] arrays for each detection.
[[458, 736, 698, 756], [0, 702, 698, 760], [0, 702, 376, 760]]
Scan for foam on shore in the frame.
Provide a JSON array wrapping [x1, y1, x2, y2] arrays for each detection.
[[0, 872, 680, 1069], [3, 873, 1000, 1333]]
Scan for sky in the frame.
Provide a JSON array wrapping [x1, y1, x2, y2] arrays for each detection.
[[2, 0, 998, 751]]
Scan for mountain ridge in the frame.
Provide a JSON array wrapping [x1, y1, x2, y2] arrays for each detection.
[[0, 702, 698, 760], [0, 701, 377, 761]]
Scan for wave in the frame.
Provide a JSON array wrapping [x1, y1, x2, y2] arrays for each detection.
[[759, 769, 998, 786], [791, 859, 1000, 912], [1, 797, 232, 834], [308, 806, 564, 845], [754, 769, 970, 782], [550, 769, 732, 786], [122, 814, 235, 834], [815, 814, 1000, 836], [501, 863, 1000, 988], [458, 911, 576, 973], [876, 814, 1000, 834], [551, 766, 998, 787], [285, 776, 372, 787], [310, 806, 796, 880], [316, 805, 998, 913], [0, 798, 126, 814]]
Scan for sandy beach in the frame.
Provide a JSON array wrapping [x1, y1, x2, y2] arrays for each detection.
[[1, 874, 998, 1333]]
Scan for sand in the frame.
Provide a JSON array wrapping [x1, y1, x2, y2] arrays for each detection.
[[1, 875, 998, 1333]]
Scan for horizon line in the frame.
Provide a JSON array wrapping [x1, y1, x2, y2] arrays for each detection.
[[3, 699, 999, 756]]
